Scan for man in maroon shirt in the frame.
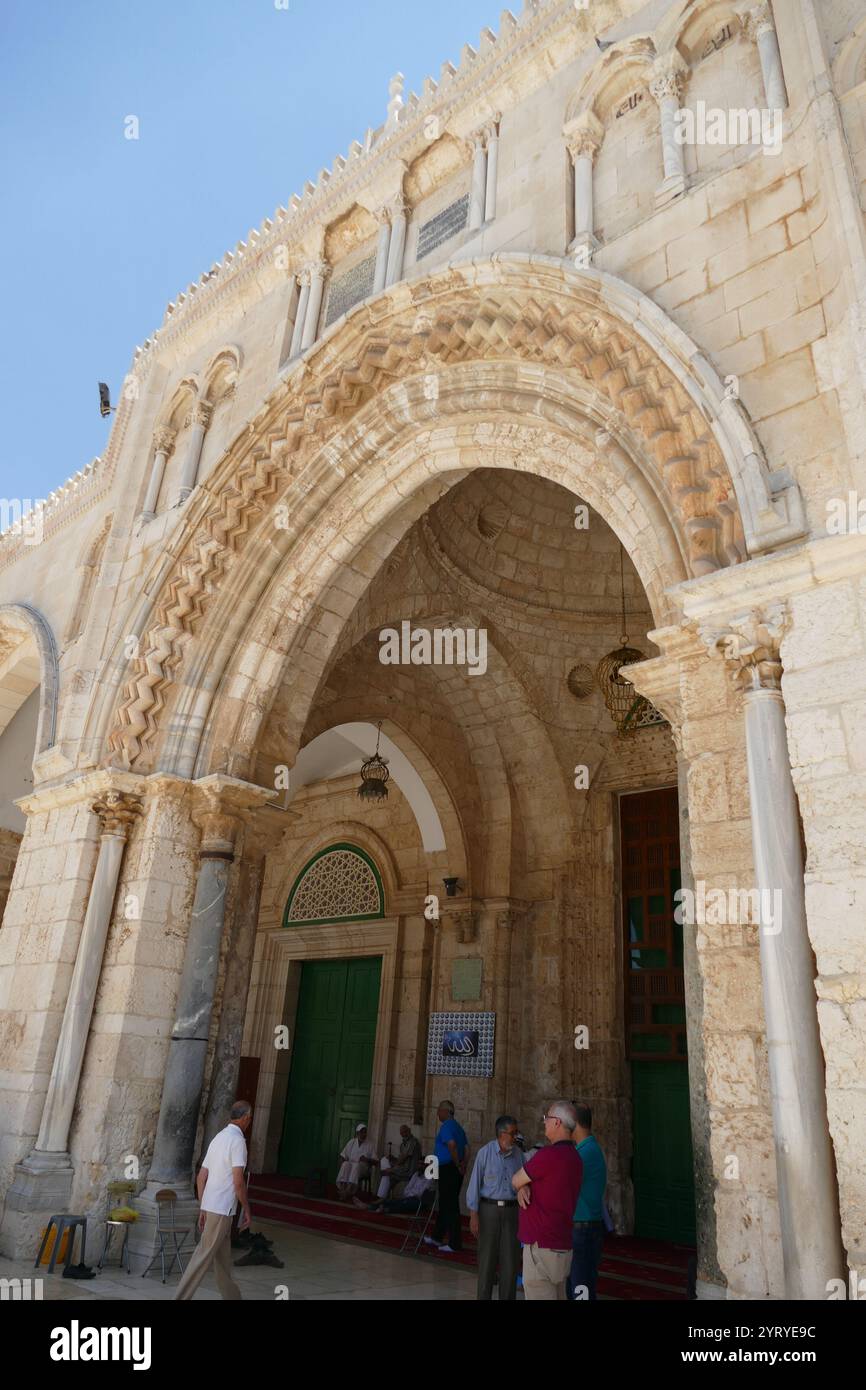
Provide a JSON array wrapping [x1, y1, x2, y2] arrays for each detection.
[[511, 1099, 584, 1300]]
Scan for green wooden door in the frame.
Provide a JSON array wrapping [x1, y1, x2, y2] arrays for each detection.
[[278, 957, 381, 1181], [632, 1060, 696, 1244], [621, 788, 696, 1245]]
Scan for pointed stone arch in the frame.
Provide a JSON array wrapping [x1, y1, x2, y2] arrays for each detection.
[[0, 603, 59, 755], [100, 255, 805, 774]]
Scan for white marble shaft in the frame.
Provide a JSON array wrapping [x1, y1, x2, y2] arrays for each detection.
[[289, 275, 310, 358], [574, 153, 595, 238], [176, 412, 208, 504], [757, 24, 788, 113], [301, 265, 327, 350], [35, 831, 127, 1154], [743, 687, 846, 1298], [141, 441, 171, 521], [385, 206, 406, 287], [373, 216, 391, 294], [469, 134, 487, 230], [148, 852, 234, 1187], [484, 130, 499, 223], [658, 93, 686, 182]]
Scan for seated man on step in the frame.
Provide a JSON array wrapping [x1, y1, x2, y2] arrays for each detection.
[[336, 1122, 376, 1202]]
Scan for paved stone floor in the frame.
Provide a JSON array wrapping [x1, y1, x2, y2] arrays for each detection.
[[0, 1221, 477, 1301]]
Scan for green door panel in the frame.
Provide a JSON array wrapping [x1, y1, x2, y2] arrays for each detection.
[[279, 957, 382, 1181], [632, 1059, 696, 1244]]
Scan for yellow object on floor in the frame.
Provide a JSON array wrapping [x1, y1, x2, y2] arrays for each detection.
[[38, 1227, 70, 1266]]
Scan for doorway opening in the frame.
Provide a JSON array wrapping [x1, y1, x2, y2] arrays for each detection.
[[621, 787, 696, 1244], [278, 956, 382, 1182]]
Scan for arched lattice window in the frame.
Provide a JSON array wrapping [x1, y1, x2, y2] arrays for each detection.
[[283, 843, 385, 926]]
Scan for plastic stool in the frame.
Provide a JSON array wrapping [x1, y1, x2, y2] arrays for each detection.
[[35, 1214, 87, 1273]]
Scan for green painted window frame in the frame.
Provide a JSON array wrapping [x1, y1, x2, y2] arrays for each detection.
[[282, 842, 386, 927]]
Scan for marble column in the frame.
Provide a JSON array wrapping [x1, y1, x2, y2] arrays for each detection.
[[385, 197, 408, 287], [139, 427, 176, 524], [650, 56, 689, 207], [565, 111, 604, 260], [289, 271, 311, 359], [740, 2, 788, 111], [175, 401, 213, 506], [146, 798, 242, 1190], [373, 211, 391, 294], [484, 117, 500, 223], [201, 855, 266, 1151], [469, 130, 487, 231], [709, 608, 845, 1299], [300, 261, 328, 350], [21, 791, 141, 1176]]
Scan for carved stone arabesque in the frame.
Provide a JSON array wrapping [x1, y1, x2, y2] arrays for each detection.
[[107, 269, 752, 769]]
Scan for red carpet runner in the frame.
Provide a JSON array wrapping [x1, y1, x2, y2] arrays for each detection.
[[249, 1174, 692, 1300]]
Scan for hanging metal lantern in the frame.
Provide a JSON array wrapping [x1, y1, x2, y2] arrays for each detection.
[[596, 548, 653, 735], [357, 721, 390, 802]]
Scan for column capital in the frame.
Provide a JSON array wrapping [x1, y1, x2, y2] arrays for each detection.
[[308, 259, 330, 283], [375, 204, 393, 227], [699, 602, 789, 692], [564, 110, 604, 161], [191, 773, 275, 856], [152, 426, 176, 455], [735, 1, 776, 42], [92, 789, 143, 839], [188, 400, 213, 430], [649, 52, 689, 104], [388, 193, 409, 221]]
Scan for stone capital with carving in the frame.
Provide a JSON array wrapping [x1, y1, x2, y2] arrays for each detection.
[[92, 790, 143, 839], [191, 773, 275, 858], [388, 193, 409, 221], [308, 259, 331, 282], [189, 401, 213, 431], [736, 2, 776, 42], [649, 53, 689, 104], [564, 110, 605, 162], [443, 907, 478, 943], [700, 603, 789, 692], [152, 426, 176, 456]]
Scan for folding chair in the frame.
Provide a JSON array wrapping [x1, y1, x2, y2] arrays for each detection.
[[401, 1188, 439, 1254], [140, 1189, 195, 1282]]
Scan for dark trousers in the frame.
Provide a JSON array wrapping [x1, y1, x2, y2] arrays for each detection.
[[433, 1163, 463, 1249], [567, 1222, 605, 1300], [476, 1201, 520, 1300]]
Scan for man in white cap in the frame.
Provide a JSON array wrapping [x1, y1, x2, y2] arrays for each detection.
[[336, 1123, 375, 1201]]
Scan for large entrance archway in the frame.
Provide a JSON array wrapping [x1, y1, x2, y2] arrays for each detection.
[[91, 256, 792, 1294]]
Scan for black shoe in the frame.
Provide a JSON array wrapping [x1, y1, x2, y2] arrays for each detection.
[[62, 1264, 96, 1279]]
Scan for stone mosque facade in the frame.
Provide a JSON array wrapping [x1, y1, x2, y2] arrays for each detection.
[[0, 0, 865, 1301]]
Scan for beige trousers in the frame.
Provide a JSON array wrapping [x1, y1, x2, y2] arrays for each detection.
[[522, 1242, 572, 1300], [173, 1212, 241, 1301]]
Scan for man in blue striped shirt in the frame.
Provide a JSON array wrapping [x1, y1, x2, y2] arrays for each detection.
[[567, 1100, 607, 1301], [465, 1115, 524, 1299]]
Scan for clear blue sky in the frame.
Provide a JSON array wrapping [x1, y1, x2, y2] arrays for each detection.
[[0, 0, 504, 503]]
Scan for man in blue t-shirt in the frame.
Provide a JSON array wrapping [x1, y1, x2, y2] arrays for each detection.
[[567, 1100, 608, 1300], [425, 1100, 469, 1253]]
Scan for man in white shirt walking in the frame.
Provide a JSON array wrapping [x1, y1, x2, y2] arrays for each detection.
[[174, 1100, 253, 1300]]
